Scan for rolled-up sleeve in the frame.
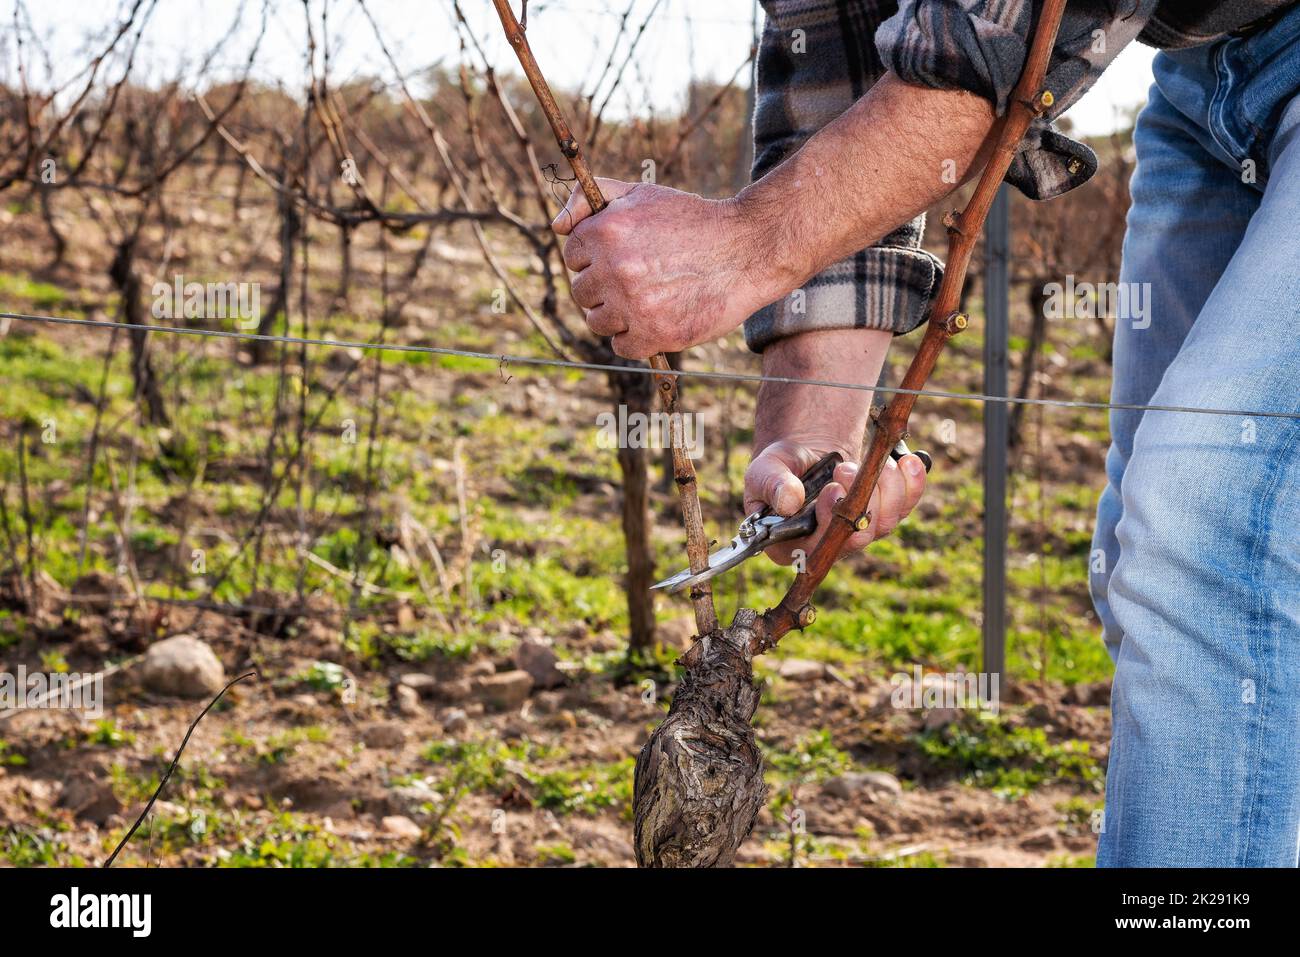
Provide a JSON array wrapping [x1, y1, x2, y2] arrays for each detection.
[[877, 0, 1159, 199], [744, 217, 942, 352]]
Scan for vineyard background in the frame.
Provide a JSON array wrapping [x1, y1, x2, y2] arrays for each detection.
[[2, 0, 1137, 866]]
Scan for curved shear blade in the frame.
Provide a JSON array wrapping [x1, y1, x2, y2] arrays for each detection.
[[650, 533, 762, 595]]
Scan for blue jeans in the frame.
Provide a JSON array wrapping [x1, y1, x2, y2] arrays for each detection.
[[1090, 11, 1300, 867]]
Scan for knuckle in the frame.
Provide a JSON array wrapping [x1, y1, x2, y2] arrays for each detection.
[[611, 255, 638, 284], [589, 217, 616, 244]]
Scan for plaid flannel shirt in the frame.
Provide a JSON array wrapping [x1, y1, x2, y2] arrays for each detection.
[[744, 0, 1295, 351]]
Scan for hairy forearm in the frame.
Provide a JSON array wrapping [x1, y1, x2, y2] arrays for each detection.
[[733, 72, 996, 298], [754, 328, 892, 458], [547, 73, 995, 363]]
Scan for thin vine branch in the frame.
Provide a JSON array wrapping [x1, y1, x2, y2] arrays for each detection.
[[103, 671, 257, 867], [489, 0, 717, 635]]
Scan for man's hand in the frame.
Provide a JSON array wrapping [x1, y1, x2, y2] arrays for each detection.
[[745, 438, 928, 565], [745, 329, 927, 565], [551, 178, 785, 359]]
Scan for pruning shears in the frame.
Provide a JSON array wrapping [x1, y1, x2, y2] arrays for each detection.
[[651, 441, 932, 595]]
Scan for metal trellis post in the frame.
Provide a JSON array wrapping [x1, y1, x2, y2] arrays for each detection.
[[982, 184, 1010, 681]]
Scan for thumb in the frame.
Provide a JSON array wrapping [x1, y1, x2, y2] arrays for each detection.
[[745, 442, 820, 516], [551, 177, 639, 235]]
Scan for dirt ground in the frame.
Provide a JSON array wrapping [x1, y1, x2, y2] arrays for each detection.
[[0, 577, 1111, 867]]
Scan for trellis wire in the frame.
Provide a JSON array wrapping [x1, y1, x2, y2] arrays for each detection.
[[4, 310, 1298, 422]]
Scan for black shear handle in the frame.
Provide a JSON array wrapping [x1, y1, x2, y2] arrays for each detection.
[[758, 441, 934, 544], [751, 450, 844, 542]]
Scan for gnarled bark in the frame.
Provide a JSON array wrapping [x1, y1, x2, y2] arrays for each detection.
[[633, 608, 765, 867]]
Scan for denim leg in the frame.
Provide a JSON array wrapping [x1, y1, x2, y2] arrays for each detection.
[[1097, 96, 1300, 867], [1090, 69, 1259, 658]]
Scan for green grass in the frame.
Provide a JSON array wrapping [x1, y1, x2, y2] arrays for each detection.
[[527, 758, 635, 817], [763, 730, 855, 786], [419, 737, 631, 818], [220, 811, 417, 868], [81, 719, 136, 748], [422, 737, 550, 793], [533, 841, 577, 865], [0, 739, 27, 766], [863, 849, 948, 868], [258, 725, 332, 765], [1, 827, 86, 866], [295, 661, 349, 692], [916, 712, 1104, 800], [0, 276, 1115, 693], [0, 271, 70, 310]]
